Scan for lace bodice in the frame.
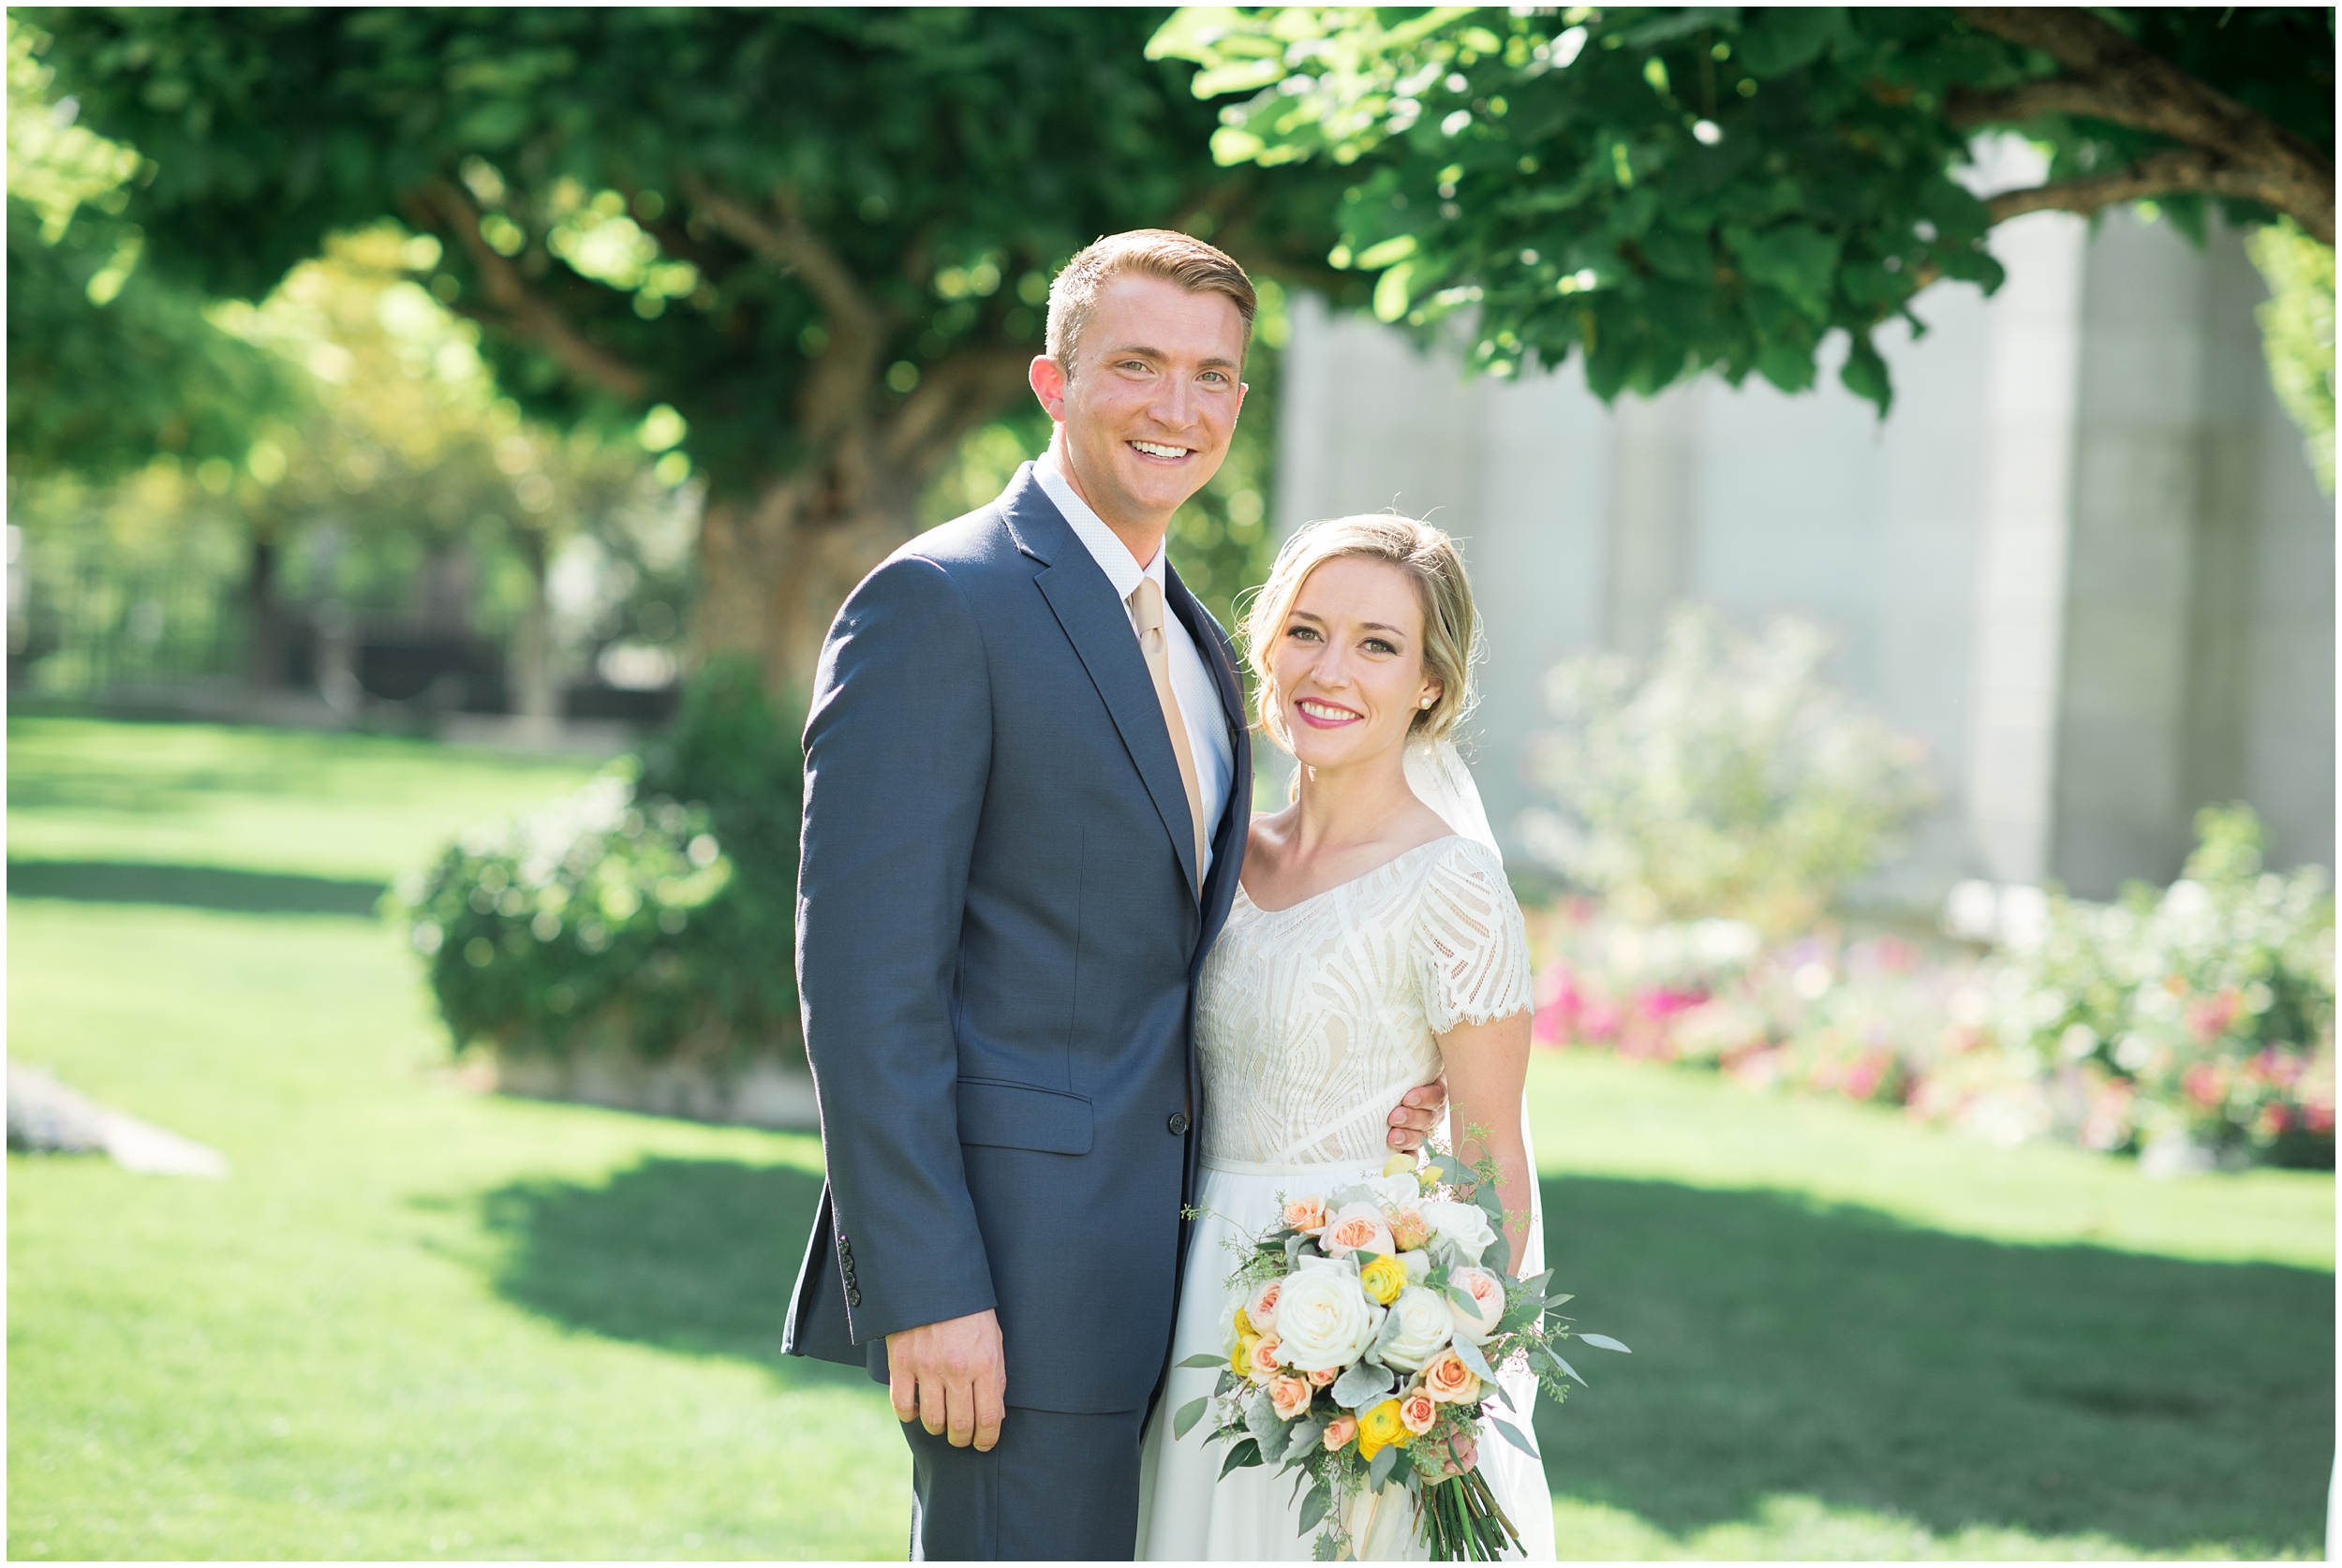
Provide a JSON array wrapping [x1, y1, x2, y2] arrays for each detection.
[[1197, 835, 1534, 1166]]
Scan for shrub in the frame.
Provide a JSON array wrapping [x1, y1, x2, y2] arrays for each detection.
[[1522, 605, 1935, 939], [1980, 806, 2336, 1166], [395, 657, 804, 1065], [1532, 806, 2337, 1170]]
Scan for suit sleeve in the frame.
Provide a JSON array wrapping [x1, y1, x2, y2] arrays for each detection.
[[797, 553, 995, 1344]]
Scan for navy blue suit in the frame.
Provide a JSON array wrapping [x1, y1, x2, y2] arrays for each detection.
[[783, 464, 1251, 1558]]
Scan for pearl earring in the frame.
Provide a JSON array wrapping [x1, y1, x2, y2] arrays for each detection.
[[1420, 696, 1434, 709]]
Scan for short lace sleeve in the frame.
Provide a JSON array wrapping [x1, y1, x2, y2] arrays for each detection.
[[1417, 838, 1534, 1035]]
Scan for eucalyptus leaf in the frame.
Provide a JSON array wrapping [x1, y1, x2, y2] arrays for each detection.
[[1368, 1442, 1399, 1490], [1489, 1416, 1538, 1459], [1220, 1437, 1263, 1479], [1579, 1333, 1632, 1354], [1285, 1418, 1327, 1461], [1516, 1269, 1553, 1300], [1246, 1390, 1285, 1453], [1387, 1448, 1415, 1489], [1172, 1395, 1211, 1440], [1298, 1480, 1332, 1535], [1331, 1359, 1396, 1410], [1451, 1332, 1494, 1382], [1178, 1353, 1228, 1369], [1215, 1369, 1237, 1397], [1542, 1345, 1589, 1386]]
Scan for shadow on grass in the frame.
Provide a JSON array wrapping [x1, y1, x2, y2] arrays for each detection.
[[1534, 1176, 2335, 1555], [473, 1158, 2333, 1553], [7, 860, 386, 916], [477, 1156, 872, 1394]]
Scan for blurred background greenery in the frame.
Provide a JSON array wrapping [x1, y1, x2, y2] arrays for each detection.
[[7, 6, 2334, 1562]]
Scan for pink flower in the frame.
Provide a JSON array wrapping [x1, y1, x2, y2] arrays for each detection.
[[1245, 1278, 1282, 1335], [1267, 1375, 1312, 1421], [1246, 1336, 1284, 1383], [1419, 1348, 1481, 1404], [1322, 1414, 1357, 1451], [2186, 990, 2241, 1043], [2184, 1062, 2227, 1110], [1282, 1195, 1328, 1235], [1321, 1202, 1395, 1260], [1398, 1389, 1438, 1435], [1445, 1265, 1506, 1343], [1306, 1366, 1339, 1388], [1390, 1208, 1431, 1251]]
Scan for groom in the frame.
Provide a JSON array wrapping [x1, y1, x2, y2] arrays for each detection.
[[783, 230, 1444, 1560]]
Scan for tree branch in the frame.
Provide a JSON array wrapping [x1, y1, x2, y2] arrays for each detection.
[[677, 174, 891, 444], [882, 347, 1034, 472], [1981, 146, 2306, 228], [408, 180, 653, 400], [1953, 7, 2334, 243]]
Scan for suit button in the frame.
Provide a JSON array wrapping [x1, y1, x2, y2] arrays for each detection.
[[847, 1286, 863, 1307], [1167, 1112, 1192, 1135]]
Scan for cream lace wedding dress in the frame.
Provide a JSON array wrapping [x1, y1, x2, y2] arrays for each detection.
[[1134, 833, 1557, 1561]]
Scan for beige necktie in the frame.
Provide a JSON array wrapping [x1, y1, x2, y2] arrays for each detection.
[[1128, 577, 1208, 892]]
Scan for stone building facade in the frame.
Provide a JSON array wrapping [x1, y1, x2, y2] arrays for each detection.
[[1273, 202, 2334, 902]]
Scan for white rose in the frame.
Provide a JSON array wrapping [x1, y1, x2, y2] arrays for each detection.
[[1420, 1199, 1498, 1264], [1377, 1285, 1456, 1371], [1366, 1173, 1423, 1209], [1274, 1261, 1386, 1371], [1321, 1202, 1396, 1260], [1445, 1265, 1506, 1344]]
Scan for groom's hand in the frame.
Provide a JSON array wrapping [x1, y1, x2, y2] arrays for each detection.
[[887, 1309, 1007, 1452], [1388, 1076, 1448, 1152]]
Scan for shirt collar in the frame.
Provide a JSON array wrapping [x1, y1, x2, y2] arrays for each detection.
[[1036, 452, 1164, 603]]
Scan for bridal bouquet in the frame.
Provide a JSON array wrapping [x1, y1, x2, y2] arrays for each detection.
[[1172, 1151, 1627, 1561]]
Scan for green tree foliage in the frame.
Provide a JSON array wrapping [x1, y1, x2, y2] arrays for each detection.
[[2246, 219, 2336, 495], [1152, 7, 2335, 411], [24, 8, 1336, 683], [7, 19, 299, 481]]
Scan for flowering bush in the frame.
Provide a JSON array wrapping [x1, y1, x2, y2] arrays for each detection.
[[1521, 605, 1935, 939], [1534, 807, 2335, 1170], [1978, 806, 2335, 1167], [393, 657, 803, 1065]]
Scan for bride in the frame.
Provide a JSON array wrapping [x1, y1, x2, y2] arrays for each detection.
[[1136, 515, 1555, 1561]]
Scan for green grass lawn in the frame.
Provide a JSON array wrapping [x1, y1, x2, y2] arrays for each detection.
[[7, 718, 2335, 1560], [7, 716, 603, 881]]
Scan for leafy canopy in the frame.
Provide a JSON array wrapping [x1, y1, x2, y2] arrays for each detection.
[[1153, 7, 2335, 413], [22, 7, 1277, 501], [7, 17, 300, 481]]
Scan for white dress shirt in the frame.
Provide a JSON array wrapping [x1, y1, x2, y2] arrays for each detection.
[[1035, 455, 1236, 887]]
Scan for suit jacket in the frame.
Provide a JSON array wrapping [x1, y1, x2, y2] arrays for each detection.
[[781, 462, 1253, 1413]]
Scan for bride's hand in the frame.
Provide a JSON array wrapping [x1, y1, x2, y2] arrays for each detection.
[[1386, 1077, 1448, 1152]]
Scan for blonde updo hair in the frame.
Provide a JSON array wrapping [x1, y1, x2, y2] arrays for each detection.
[[1240, 514, 1481, 754]]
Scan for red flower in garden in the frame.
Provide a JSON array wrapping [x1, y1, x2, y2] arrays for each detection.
[[2184, 990, 2241, 1043], [2182, 1062, 2228, 1110]]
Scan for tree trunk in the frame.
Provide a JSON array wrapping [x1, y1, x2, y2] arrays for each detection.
[[243, 534, 285, 689], [508, 528, 558, 741], [693, 462, 929, 696]]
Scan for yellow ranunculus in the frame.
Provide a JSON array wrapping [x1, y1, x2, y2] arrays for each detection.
[[1233, 1306, 1254, 1339], [1356, 1398, 1411, 1461], [1358, 1253, 1407, 1306], [1231, 1332, 1260, 1377], [1382, 1152, 1418, 1178]]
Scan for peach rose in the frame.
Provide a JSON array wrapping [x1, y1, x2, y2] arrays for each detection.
[[1267, 1375, 1312, 1421], [1282, 1195, 1328, 1234], [1399, 1388, 1438, 1436], [1306, 1366, 1339, 1388], [1322, 1413, 1357, 1451], [1246, 1335, 1284, 1383], [1446, 1265, 1507, 1343], [1245, 1278, 1282, 1335], [1420, 1347, 1481, 1404], [1321, 1202, 1395, 1260], [1390, 1207, 1432, 1251]]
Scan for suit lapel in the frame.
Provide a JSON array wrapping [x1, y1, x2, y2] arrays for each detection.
[[1008, 467, 1205, 901], [1164, 561, 1253, 946]]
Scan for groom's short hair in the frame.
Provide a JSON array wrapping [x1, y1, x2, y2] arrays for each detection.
[[1046, 229, 1256, 379]]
